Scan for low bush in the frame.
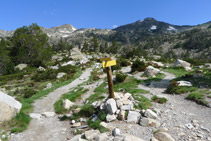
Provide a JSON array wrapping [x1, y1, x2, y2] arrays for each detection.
[[131, 59, 147, 72], [186, 92, 208, 106], [115, 73, 127, 83]]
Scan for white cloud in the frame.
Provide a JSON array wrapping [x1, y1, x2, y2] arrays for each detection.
[[112, 25, 118, 29]]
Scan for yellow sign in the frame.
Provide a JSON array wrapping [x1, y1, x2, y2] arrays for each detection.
[[102, 60, 116, 68], [100, 57, 111, 62]]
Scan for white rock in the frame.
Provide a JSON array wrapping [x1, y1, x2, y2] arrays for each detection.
[[112, 128, 121, 136], [15, 64, 27, 70], [118, 110, 126, 120], [121, 134, 145, 141], [62, 99, 74, 110], [154, 132, 175, 141], [50, 65, 59, 70], [139, 118, 160, 127], [69, 134, 84, 141], [80, 118, 87, 122], [0, 91, 22, 122], [71, 120, 76, 124], [61, 61, 76, 66], [95, 133, 109, 141], [42, 112, 55, 117], [92, 101, 101, 108], [177, 81, 192, 87], [106, 114, 116, 122], [116, 99, 123, 108], [46, 83, 52, 89], [56, 72, 67, 79], [174, 59, 191, 68], [144, 109, 157, 119], [144, 66, 160, 77], [38, 66, 46, 72], [127, 111, 141, 123], [124, 93, 132, 99], [185, 67, 192, 71], [84, 129, 100, 140], [100, 122, 108, 128], [29, 113, 42, 120], [106, 98, 117, 114], [120, 104, 134, 111], [151, 61, 164, 67]]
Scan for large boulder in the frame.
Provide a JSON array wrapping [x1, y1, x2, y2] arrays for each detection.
[[0, 91, 22, 122], [174, 59, 191, 68], [144, 66, 160, 77], [15, 64, 27, 71]]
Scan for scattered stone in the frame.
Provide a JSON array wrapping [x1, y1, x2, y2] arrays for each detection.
[[0, 91, 22, 122], [69, 134, 84, 141], [46, 83, 52, 89], [61, 61, 76, 66], [57, 72, 67, 79], [120, 104, 134, 111], [63, 99, 74, 110], [106, 114, 116, 122], [38, 66, 46, 72], [116, 99, 123, 108], [80, 118, 87, 122], [118, 110, 126, 120], [177, 81, 192, 87], [106, 98, 117, 114], [151, 137, 159, 141], [127, 111, 141, 123], [154, 132, 175, 141], [15, 64, 27, 70], [122, 134, 145, 141], [144, 66, 160, 77], [174, 59, 191, 68], [112, 128, 121, 136], [144, 109, 158, 119], [50, 65, 59, 70], [76, 125, 89, 129], [29, 113, 42, 120], [92, 101, 101, 108], [122, 97, 130, 105], [71, 120, 76, 124], [71, 122, 81, 128], [42, 112, 55, 117], [95, 133, 109, 141], [100, 122, 108, 128], [73, 108, 81, 114], [185, 123, 194, 130], [140, 117, 160, 127], [157, 128, 168, 133], [84, 129, 100, 140], [124, 93, 131, 99], [151, 61, 164, 67]]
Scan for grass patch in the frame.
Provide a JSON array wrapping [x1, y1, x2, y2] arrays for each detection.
[[186, 92, 208, 107], [54, 87, 88, 114], [162, 67, 188, 77], [114, 77, 149, 94], [143, 73, 166, 85], [134, 95, 152, 110], [1, 70, 82, 133], [151, 96, 167, 104]]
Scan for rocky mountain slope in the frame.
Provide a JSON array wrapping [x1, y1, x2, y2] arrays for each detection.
[[1, 18, 211, 59]]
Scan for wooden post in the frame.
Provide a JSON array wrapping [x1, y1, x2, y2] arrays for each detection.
[[106, 66, 114, 98]]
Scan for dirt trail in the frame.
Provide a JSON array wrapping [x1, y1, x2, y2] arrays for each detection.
[[109, 71, 211, 141], [10, 68, 92, 141]]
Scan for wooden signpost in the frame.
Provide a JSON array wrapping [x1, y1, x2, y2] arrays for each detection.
[[100, 57, 116, 98]]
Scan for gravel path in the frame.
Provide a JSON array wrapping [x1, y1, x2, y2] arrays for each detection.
[[108, 71, 211, 141], [10, 68, 92, 141]]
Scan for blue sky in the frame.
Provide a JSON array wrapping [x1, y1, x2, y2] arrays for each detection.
[[1, 0, 211, 31]]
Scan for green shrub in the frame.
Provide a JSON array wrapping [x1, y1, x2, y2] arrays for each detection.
[[186, 92, 208, 106], [135, 95, 152, 110], [131, 59, 147, 72], [116, 73, 127, 83], [151, 96, 167, 104], [78, 104, 95, 117], [57, 65, 76, 74], [23, 88, 37, 98], [118, 57, 131, 67]]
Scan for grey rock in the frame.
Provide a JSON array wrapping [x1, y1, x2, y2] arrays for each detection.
[[144, 109, 157, 119], [42, 112, 55, 117], [112, 128, 121, 137], [106, 98, 117, 114], [106, 114, 116, 122], [154, 132, 175, 141], [62, 99, 74, 110], [139, 117, 160, 127], [177, 81, 192, 87], [84, 129, 100, 140], [15, 64, 27, 70], [127, 111, 141, 123], [120, 104, 134, 111], [144, 66, 160, 77], [29, 113, 42, 120], [174, 59, 191, 68], [95, 133, 108, 141], [56, 72, 67, 79]]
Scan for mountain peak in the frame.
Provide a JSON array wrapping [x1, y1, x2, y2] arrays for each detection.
[[143, 17, 157, 21]]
